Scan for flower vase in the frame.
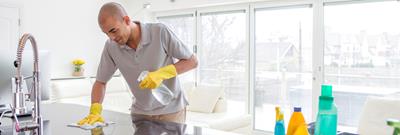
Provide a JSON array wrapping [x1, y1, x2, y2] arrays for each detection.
[[72, 65, 84, 76]]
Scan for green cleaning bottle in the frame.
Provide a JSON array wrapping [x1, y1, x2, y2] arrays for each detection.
[[287, 107, 309, 135], [387, 119, 400, 135], [314, 85, 337, 135], [274, 107, 285, 135]]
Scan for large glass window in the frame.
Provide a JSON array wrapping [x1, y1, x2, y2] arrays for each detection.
[[254, 6, 313, 131], [157, 15, 196, 85], [324, 1, 400, 127], [198, 10, 247, 115]]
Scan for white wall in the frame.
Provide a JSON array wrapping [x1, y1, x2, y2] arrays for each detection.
[[0, 0, 271, 79], [0, 0, 128, 78]]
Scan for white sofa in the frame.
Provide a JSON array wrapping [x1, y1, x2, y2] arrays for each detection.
[[50, 76, 251, 133], [182, 83, 251, 133], [50, 76, 133, 113]]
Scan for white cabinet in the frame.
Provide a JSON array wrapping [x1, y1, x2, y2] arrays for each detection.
[[0, 5, 19, 51]]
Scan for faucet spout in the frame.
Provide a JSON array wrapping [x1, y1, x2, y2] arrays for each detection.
[[12, 33, 43, 135]]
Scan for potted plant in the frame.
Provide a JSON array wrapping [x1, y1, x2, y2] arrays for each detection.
[[72, 58, 85, 76]]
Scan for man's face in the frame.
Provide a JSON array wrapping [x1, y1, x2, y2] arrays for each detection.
[[99, 16, 130, 45]]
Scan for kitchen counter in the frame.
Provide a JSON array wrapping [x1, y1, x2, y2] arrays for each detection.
[[0, 103, 239, 135]]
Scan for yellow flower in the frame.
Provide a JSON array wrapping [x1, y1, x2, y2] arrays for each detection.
[[72, 58, 85, 66]]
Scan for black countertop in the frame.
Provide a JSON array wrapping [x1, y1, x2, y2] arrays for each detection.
[[0, 103, 239, 135]]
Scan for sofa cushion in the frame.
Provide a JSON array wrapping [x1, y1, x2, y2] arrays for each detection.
[[213, 97, 227, 113], [186, 111, 230, 126], [208, 114, 251, 131], [187, 85, 224, 113], [181, 81, 195, 101], [186, 111, 251, 131], [230, 125, 252, 134], [51, 78, 92, 100]]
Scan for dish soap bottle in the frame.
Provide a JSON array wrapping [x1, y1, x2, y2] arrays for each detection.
[[274, 106, 285, 135], [137, 71, 175, 105], [287, 107, 309, 135], [314, 84, 337, 135]]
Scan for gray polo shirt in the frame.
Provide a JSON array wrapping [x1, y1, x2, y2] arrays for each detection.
[[96, 22, 193, 115]]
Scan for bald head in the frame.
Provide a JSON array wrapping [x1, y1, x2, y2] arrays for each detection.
[[98, 2, 128, 24], [98, 2, 134, 45]]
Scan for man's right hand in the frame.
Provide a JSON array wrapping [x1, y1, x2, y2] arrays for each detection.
[[77, 103, 105, 125]]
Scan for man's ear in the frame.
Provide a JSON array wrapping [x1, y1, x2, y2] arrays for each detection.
[[123, 16, 131, 25]]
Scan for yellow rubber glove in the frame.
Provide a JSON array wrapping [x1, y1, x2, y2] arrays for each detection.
[[139, 65, 177, 89], [91, 127, 104, 135], [77, 103, 105, 125]]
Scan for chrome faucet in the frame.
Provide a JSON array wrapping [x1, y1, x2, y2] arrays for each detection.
[[12, 33, 43, 134]]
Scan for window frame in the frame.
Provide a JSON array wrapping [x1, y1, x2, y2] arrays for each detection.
[[195, 3, 250, 116], [153, 0, 399, 134], [250, 1, 314, 133]]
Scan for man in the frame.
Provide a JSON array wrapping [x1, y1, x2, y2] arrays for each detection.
[[77, 2, 197, 125]]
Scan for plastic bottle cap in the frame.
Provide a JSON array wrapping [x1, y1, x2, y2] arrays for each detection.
[[294, 107, 301, 112], [321, 84, 333, 97], [275, 106, 280, 111]]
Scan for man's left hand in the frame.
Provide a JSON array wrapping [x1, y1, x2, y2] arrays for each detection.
[[139, 65, 177, 89]]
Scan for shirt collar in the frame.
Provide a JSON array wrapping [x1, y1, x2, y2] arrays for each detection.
[[136, 21, 151, 46], [119, 21, 151, 50], [119, 44, 132, 50]]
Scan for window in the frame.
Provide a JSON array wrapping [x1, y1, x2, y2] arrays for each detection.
[[157, 14, 196, 85], [155, 1, 400, 133], [198, 10, 247, 115], [324, 1, 400, 127], [254, 5, 312, 131]]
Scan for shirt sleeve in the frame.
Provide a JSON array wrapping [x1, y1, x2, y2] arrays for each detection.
[[160, 23, 193, 60], [96, 41, 117, 83]]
